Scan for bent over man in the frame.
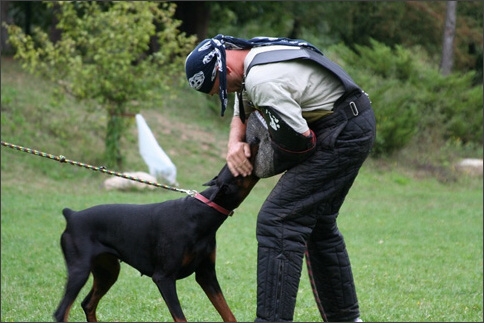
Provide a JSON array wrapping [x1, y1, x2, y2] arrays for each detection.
[[185, 34, 376, 322]]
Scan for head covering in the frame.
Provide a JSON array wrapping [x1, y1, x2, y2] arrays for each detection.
[[185, 34, 323, 117], [185, 37, 228, 116]]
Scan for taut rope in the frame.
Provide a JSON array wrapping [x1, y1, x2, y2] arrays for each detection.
[[1, 140, 198, 196]]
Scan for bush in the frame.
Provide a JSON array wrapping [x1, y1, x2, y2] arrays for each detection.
[[328, 40, 420, 156], [328, 40, 483, 157], [418, 69, 482, 144]]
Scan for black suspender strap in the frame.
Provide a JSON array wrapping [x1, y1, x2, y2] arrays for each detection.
[[246, 48, 361, 94]]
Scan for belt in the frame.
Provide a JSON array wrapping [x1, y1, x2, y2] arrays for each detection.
[[334, 90, 371, 120], [307, 90, 372, 125], [302, 109, 334, 123]]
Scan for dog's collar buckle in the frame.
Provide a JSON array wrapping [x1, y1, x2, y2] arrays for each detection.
[[194, 193, 234, 216]]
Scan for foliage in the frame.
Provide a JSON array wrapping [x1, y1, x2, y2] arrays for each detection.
[[413, 67, 483, 144], [4, 1, 54, 34], [4, 1, 196, 169], [208, 2, 292, 37], [329, 39, 483, 157], [328, 40, 419, 156], [206, 1, 482, 75]]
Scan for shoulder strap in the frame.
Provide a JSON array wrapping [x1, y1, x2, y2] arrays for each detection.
[[246, 48, 361, 94]]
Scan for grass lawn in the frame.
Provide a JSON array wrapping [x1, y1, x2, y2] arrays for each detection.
[[1, 57, 483, 322]]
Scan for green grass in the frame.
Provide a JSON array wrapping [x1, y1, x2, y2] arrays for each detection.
[[1, 56, 483, 322]]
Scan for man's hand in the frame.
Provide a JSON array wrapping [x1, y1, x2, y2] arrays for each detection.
[[227, 117, 253, 177], [227, 141, 253, 177]]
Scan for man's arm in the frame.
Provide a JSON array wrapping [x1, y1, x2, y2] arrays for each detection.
[[227, 116, 253, 177]]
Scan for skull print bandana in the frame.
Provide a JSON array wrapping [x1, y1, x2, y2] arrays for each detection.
[[185, 37, 228, 116]]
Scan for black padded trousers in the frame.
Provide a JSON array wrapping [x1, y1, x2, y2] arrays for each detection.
[[255, 95, 376, 322]]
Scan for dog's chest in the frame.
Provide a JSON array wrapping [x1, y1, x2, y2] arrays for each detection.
[[176, 235, 216, 279]]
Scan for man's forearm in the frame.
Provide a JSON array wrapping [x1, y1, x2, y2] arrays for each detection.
[[228, 116, 247, 147]]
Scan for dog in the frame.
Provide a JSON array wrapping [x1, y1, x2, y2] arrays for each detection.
[[53, 146, 260, 322]]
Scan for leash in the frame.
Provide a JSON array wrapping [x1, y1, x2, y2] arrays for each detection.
[[1, 140, 198, 196]]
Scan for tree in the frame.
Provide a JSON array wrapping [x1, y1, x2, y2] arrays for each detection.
[[440, 1, 457, 75], [5, 1, 196, 168], [1, 0, 12, 53], [173, 1, 210, 41], [181, 2, 481, 76]]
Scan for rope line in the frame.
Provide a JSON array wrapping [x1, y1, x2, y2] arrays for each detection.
[[1, 140, 198, 196]]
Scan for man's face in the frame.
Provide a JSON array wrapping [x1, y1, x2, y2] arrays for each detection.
[[208, 72, 220, 96], [208, 69, 239, 96]]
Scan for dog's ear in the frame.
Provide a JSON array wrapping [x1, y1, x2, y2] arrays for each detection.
[[202, 176, 218, 187], [209, 183, 227, 201]]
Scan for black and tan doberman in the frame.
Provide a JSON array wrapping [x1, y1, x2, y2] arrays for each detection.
[[53, 149, 259, 322]]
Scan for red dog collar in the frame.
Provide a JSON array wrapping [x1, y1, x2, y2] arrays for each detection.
[[194, 193, 234, 216]]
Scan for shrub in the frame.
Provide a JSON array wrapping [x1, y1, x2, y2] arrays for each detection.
[[328, 40, 420, 156], [328, 39, 483, 157]]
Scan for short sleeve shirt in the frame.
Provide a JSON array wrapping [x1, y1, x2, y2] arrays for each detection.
[[234, 46, 345, 134]]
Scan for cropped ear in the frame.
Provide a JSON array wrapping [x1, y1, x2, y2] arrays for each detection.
[[209, 183, 227, 201], [202, 176, 218, 186]]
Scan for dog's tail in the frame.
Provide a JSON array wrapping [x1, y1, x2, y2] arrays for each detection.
[[62, 208, 75, 221]]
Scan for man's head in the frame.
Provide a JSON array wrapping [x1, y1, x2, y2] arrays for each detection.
[[185, 34, 320, 117], [185, 37, 228, 116]]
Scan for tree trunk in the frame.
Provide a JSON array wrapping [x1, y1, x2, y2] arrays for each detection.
[[440, 1, 457, 76], [1, 1, 13, 54], [49, 3, 62, 43], [105, 104, 127, 169], [174, 1, 210, 41]]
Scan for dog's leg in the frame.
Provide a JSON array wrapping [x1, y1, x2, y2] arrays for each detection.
[[152, 272, 187, 322], [80, 254, 121, 322], [195, 252, 236, 322], [54, 234, 92, 322], [54, 264, 91, 321]]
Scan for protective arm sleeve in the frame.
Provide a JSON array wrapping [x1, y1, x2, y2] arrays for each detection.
[[246, 107, 316, 178]]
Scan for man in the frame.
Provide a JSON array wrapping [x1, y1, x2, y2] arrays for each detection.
[[185, 34, 375, 322]]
